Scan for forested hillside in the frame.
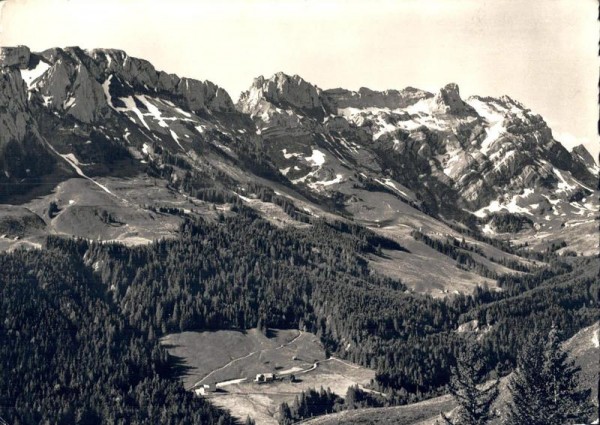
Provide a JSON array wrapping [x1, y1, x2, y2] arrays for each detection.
[[0, 249, 237, 424], [2, 206, 596, 424]]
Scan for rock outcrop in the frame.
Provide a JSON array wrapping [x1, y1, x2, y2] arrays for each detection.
[[91, 48, 235, 113], [34, 50, 110, 124], [572, 144, 597, 169], [325, 86, 432, 110], [0, 46, 31, 69], [0, 68, 29, 145], [237, 72, 333, 119], [175, 78, 233, 113], [0, 67, 56, 200], [30, 47, 234, 124], [431, 83, 476, 115]]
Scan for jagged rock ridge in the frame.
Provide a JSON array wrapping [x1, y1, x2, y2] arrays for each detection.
[[0, 46, 597, 255], [0, 45, 248, 203], [324, 86, 433, 110]]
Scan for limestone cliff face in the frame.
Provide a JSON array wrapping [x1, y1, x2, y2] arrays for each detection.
[[0, 65, 55, 199], [32, 48, 110, 124], [237, 72, 334, 119], [571, 144, 598, 179], [324, 86, 432, 110], [0, 67, 29, 145], [572, 144, 595, 166], [34, 51, 110, 124], [0, 46, 38, 147], [175, 77, 233, 113], [29, 47, 234, 125], [89, 48, 234, 113], [431, 83, 476, 116]]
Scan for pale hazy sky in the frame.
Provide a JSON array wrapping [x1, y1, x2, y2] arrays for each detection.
[[0, 0, 597, 160]]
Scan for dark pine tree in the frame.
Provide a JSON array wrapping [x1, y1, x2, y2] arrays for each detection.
[[505, 326, 595, 425], [278, 402, 293, 425], [441, 341, 499, 425]]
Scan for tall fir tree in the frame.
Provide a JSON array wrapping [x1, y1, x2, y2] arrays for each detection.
[[278, 402, 293, 425], [505, 326, 594, 425], [441, 341, 499, 425]]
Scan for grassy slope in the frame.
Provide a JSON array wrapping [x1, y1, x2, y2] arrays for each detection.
[[161, 329, 323, 389], [369, 245, 496, 296], [162, 328, 375, 425], [300, 395, 454, 425], [563, 321, 600, 404]]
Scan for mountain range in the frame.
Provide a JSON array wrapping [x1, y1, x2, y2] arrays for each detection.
[[0, 45, 598, 425], [0, 45, 598, 284]]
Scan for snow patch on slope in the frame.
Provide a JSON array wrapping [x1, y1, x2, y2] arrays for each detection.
[[340, 99, 449, 141], [170, 130, 184, 151], [20, 60, 50, 89], [63, 96, 77, 110], [554, 168, 577, 192], [474, 192, 534, 218], [374, 178, 409, 197], [305, 149, 326, 166], [117, 96, 150, 130], [282, 149, 301, 159], [137, 95, 169, 128], [63, 153, 83, 166], [467, 98, 512, 156], [309, 174, 343, 187]]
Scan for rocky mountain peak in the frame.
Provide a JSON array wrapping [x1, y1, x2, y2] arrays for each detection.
[[572, 144, 596, 166], [269, 72, 321, 107], [237, 72, 332, 119], [432, 83, 475, 115]]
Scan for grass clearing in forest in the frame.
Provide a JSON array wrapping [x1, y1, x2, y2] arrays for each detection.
[[161, 328, 375, 424]]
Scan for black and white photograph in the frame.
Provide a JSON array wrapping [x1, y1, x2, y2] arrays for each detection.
[[0, 0, 597, 423]]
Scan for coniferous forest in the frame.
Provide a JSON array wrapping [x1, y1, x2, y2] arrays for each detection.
[[1, 206, 597, 423]]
